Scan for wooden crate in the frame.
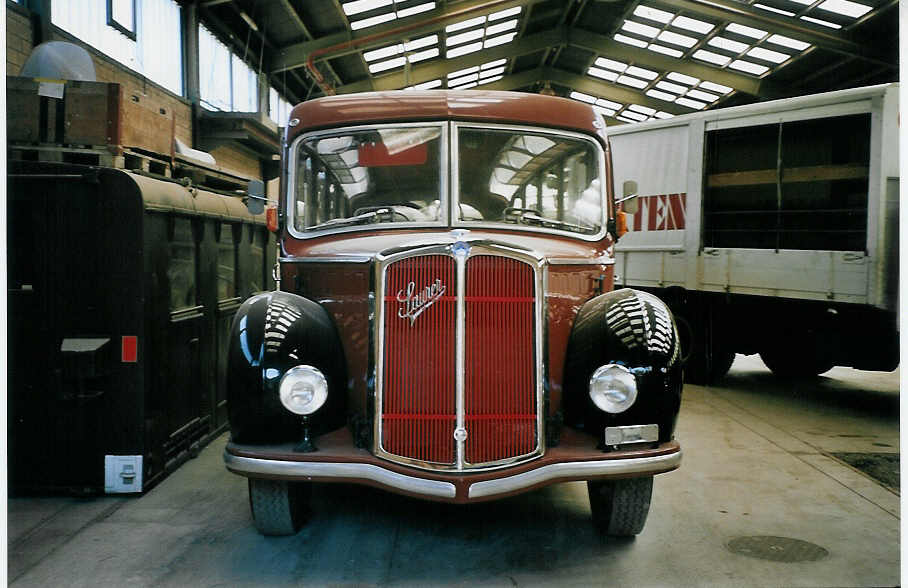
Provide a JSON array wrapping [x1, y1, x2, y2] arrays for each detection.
[[7, 77, 174, 158]]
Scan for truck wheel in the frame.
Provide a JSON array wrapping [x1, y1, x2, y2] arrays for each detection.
[[759, 348, 833, 379], [248, 478, 310, 536], [587, 476, 653, 536], [677, 313, 734, 385]]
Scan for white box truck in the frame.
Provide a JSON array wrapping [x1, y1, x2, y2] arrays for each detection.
[[609, 84, 898, 383]]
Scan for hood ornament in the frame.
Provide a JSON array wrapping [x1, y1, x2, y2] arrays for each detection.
[[397, 278, 446, 326]]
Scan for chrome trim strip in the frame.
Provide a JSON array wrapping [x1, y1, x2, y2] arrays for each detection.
[[454, 247, 467, 471], [468, 451, 683, 499], [548, 257, 615, 266], [224, 452, 457, 499], [280, 256, 373, 264]]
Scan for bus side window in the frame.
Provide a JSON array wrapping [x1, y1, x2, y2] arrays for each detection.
[[168, 216, 197, 311], [217, 222, 238, 301]]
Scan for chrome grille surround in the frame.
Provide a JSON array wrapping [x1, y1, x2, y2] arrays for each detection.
[[374, 239, 546, 472]]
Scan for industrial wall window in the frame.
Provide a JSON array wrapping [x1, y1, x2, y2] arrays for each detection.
[[51, 0, 183, 95], [199, 24, 258, 112], [168, 217, 197, 311], [269, 87, 292, 125], [249, 227, 265, 293], [217, 223, 238, 300], [703, 113, 871, 252], [107, 0, 136, 40]]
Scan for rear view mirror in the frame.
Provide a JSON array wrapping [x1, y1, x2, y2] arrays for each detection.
[[618, 180, 639, 215], [246, 179, 266, 215]]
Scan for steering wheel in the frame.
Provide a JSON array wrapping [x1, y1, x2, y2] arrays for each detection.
[[502, 207, 540, 221]]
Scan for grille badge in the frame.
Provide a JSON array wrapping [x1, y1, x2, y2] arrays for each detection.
[[454, 427, 468, 442], [396, 278, 446, 326]]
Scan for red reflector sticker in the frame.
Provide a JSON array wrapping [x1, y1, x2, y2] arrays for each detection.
[[122, 336, 138, 363]]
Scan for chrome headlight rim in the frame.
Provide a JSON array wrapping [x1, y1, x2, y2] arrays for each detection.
[[588, 363, 638, 414], [278, 365, 329, 416]]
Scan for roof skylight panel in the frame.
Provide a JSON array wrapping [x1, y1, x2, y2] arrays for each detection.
[[671, 15, 714, 34], [484, 32, 517, 48], [699, 80, 732, 94], [448, 28, 485, 46], [448, 65, 479, 78], [629, 104, 657, 115], [620, 110, 649, 122], [614, 33, 648, 48], [597, 98, 623, 110], [569, 91, 597, 104], [622, 20, 661, 38], [616, 115, 639, 123], [633, 5, 674, 23], [654, 111, 674, 119], [753, 3, 796, 16], [647, 44, 683, 58], [626, 66, 658, 80], [487, 18, 518, 36], [408, 48, 440, 62], [617, 75, 648, 89], [657, 30, 698, 47], [368, 56, 406, 73], [351, 12, 396, 30], [489, 6, 521, 20], [476, 75, 503, 86], [708, 36, 749, 53], [799, 15, 842, 28], [594, 106, 617, 117], [447, 16, 486, 33], [412, 79, 442, 89], [347, 1, 436, 30], [686, 89, 718, 102], [746, 46, 790, 64], [448, 41, 483, 58], [588, 67, 619, 82], [646, 88, 677, 102], [656, 80, 689, 94], [675, 97, 706, 109], [817, 0, 872, 17], [693, 49, 731, 66], [667, 72, 699, 85], [595, 58, 627, 72], [725, 23, 767, 40], [479, 66, 506, 78], [766, 34, 810, 51], [728, 59, 770, 75], [343, 0, 393, 16]]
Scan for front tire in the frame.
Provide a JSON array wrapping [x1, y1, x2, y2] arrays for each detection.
[[587, 476, 653, 536], [248, 478, 311, 536]]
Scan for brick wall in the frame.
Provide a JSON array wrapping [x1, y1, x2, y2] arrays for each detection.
[[6, 4, 33, 75]]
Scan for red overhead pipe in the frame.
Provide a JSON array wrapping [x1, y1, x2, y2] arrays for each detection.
[[306, 0, 523, 95]]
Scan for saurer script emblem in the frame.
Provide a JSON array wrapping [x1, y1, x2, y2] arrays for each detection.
[[397, 279, 446, 326]]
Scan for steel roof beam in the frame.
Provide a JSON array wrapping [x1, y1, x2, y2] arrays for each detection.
[[271, 0, 548, 73], [650, 0, 896, 67]]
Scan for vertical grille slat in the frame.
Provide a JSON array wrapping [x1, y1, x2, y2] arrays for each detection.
[[464, 255, 537, 465], [380, 249, 539, 469], [382, 255, 456, 465]]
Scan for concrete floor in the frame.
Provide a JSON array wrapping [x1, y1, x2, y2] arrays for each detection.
[[8, 355, 900, 587]]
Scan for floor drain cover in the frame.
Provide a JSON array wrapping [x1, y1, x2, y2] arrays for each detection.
[[727, 536, 829, 562]]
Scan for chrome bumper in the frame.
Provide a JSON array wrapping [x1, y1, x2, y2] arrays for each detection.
[[224, 449, 682, 501]]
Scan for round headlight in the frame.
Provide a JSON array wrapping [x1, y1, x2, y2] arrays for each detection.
[[589, 364, 637, 413], [278, 365, 328, 415]]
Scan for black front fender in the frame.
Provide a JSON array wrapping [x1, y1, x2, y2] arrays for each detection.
[[563, 288, 683, 443], [226, 291, 347, 443]]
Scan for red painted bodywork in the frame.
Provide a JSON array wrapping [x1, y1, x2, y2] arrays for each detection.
[[278, 90, 619, 463]]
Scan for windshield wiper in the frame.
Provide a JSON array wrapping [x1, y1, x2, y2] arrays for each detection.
[[503, 208, 596, 234], [306, 208, 392, 231]]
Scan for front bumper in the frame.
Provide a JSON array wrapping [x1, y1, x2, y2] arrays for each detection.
[[225, 427, 681, 503]]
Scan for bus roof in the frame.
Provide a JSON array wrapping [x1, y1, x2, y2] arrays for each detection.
[[286, 90, 606, 141]]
